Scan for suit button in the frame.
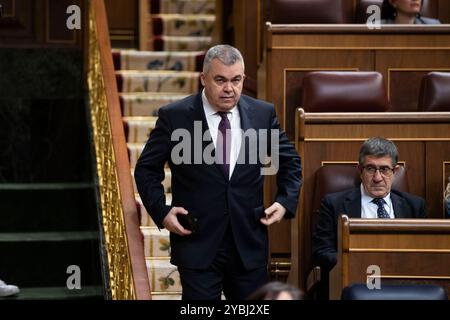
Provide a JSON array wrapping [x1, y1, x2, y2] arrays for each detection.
[[224, 210, 229, 215]]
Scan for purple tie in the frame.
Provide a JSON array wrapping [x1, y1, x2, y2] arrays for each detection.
[[216, 112, 231, 179]]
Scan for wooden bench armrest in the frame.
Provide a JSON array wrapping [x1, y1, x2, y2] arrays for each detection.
[[306, 266, 322, 293]]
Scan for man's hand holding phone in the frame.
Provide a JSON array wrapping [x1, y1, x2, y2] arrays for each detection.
[[162, 207, 195, 236]]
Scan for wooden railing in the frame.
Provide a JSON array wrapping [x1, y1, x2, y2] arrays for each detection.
[[87, 0, 151, 300]]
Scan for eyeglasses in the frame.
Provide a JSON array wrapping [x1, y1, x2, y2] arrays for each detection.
[[361, 165, 394, 176]]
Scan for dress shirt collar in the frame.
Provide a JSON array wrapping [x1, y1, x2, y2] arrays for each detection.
[[201, 89, 238, 119]]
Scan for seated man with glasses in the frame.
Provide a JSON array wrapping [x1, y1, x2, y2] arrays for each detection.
[[312, 137, 427, 299]]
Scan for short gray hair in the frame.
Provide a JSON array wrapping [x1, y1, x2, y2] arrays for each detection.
[[203, 44, 245, 74], [358, 137, 398, 166]]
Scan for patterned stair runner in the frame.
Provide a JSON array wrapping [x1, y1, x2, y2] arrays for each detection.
[[114, 0, 216, 299]]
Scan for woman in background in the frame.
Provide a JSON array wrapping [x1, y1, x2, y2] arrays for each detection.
[[381, 0, 441, 24]]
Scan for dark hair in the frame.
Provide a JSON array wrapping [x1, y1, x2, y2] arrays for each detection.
[[358, 137, 399, 167], [246, 281, 303, 300], [381, 0, 423, 20]]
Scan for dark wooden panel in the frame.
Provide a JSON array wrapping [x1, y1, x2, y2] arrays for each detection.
[[426, 142, 450, 219], [1, 0, 14, 15], [376, 50, 450, 112], [104, 0, 138, 48], [0, 0, 84, 47], [389, 71, 429, 112], [0, 0, 35, 40], [438, 0, 450, 23], [239, 0, 258, 96], [348, 252, 450, 296], [104, 0, 137, 30], [47, 0, 79, 44], [265, 174, 292, 255]]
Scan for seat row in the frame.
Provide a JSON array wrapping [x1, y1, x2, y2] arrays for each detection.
[[270, 0, 438, 24], [301, 71, 450, 112]]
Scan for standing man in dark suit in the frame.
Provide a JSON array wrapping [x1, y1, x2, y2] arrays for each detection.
[[312, 137, 427, 299], [134, 44, 302, 300]]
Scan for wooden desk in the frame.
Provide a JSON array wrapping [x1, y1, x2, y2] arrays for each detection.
[[330, 215, 450, 300]]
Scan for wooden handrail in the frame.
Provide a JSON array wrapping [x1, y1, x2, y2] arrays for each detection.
[[299, 109, 450, 124], [347, 218, 450, 233], [89, 0, 151, 300], [267, 23, 450, 34]]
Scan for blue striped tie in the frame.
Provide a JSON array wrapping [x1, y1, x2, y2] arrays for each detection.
[[372, 198, 390, 219]]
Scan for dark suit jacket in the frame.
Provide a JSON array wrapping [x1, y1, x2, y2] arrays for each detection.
[[134, 93, 302, 270], [312, 188, 427, 272]]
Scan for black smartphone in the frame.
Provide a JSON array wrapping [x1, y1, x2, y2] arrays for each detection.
[[177, 213, 198, 233]]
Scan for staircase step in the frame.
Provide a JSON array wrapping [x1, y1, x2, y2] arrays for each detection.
[[151, 292, 181, 300], [0, 233, 102, 287], [116, 70, 200, 93], [136, 193, 172, 227], [128, 143, 176, 170], [0, 98, 91, 183], [113, 49, 204, 71], [0, 231, 98, 242], [150, 0, 215, 15], [1, 48, 105, 299], [131, 168, 171, 194], [0, 286, 103, 300], [151, 35, 213, 52], [0, 185, 98, 232], [151, 14, 215, 37], [142, 227, 171, 257], [0, 182, 94, 191], [0, 49, 83, 100], [146, 258, 181, 293], [128, 142, 146, 168], [120, 92, 188, 117], [123, 116, 158, 143]]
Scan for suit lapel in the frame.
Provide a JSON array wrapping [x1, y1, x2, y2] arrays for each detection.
[[230, 98, 254, 182], [189, 93, 208, 129], [342, 188, 362, 218], [237, 97, 253, 132], [391, 192, 408, 218]]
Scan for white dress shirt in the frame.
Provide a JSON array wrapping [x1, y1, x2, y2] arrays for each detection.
[[202, 90, 242, 180], [360, 184, 394, 219]]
